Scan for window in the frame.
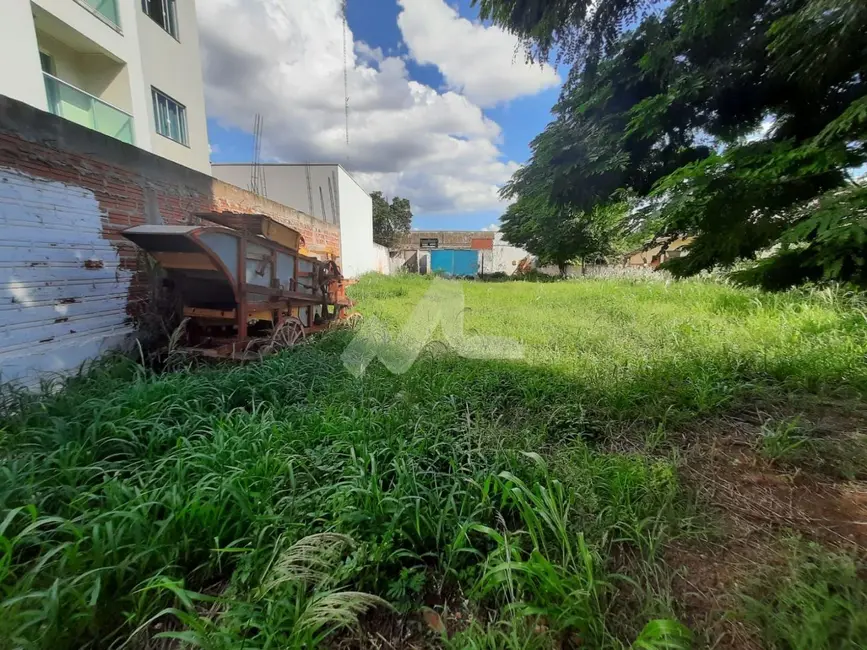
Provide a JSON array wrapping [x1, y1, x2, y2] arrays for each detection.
[[39, 51, 56, 75], [152, 89, 188, 145], [142, 0, 178, 38], [420, 238, 439, 249]]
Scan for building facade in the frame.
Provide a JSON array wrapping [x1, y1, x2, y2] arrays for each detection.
[[0, 0, 210, 174], [212, 163, 376, 278], [392, 230, 532, 277]]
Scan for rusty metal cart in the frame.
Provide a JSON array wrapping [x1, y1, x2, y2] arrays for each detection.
[[122, 212, 352, 359]]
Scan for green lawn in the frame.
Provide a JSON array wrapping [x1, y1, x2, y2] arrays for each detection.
[[1, 274, 865, 649]]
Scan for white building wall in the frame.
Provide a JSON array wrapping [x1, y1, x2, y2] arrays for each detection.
[[336, 166, 374, 277], [134, 0, 210, 173], [490, 233, 531, 275], [211, 164, 377, 278], [0, 0, 48, 111], [212, 164, 342, 225], [371, 243, 391, 275], [0, 0, 209, 173]]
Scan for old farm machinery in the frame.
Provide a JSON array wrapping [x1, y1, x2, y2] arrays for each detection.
[[122, 212, 352, 359]]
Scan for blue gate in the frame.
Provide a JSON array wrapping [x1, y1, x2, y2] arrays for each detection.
[[430, 249, 479, 277]]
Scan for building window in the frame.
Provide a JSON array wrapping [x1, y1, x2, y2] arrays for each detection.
[[142, 0, 178, 39], [39, 51, 56, 75], [420, 238, 439, 249], [152, 89, 188, 145]]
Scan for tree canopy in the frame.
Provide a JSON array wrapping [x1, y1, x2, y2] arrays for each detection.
[[494, 0, 867, 288], [472, 0, 664, 72], [371, 192, 413, 248]]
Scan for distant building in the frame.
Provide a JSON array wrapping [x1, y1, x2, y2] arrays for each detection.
[[0, 0, 211, 174], [392, 230, 531, 277], [211, 163, 375, 278], [625, 237, 692, 267]]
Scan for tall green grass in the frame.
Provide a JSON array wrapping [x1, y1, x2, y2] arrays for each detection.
[[1, 275, 865, 649]]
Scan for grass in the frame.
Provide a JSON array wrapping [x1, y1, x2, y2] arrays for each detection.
[[741, 539, 867, 650], [1, 273, 866, 649]]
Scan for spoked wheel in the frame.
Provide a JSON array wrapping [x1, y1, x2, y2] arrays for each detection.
[[269, 316, 306, 349], [242, 317, 306, 359], [262, 316, 306, 356]]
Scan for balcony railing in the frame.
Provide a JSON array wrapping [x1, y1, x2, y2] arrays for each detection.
[[78, 0, 121, 29], [43, 73, 134, 145]]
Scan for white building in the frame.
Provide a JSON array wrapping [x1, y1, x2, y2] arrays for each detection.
[[212, 163, 376, 278], [0, 0, 210, 174]]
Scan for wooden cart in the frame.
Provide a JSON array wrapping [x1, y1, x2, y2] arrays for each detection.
[[122, 212, 351, 359]]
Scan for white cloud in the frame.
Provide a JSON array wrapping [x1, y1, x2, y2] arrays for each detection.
[[481, 222, 500, 231], [396, 0, 560, 106], [197, 0, 556, 214]]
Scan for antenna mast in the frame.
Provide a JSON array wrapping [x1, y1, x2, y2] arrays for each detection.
[[250, 113, 267, 198], [342, 0, 350, 164]]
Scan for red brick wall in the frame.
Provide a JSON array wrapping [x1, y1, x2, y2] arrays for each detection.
[[0, 95, 341, 316]]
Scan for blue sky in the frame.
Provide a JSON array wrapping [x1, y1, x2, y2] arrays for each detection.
[[204, 0, 564, 231]]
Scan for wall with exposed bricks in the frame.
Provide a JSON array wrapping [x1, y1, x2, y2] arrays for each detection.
[[0, 95, 340, 387]]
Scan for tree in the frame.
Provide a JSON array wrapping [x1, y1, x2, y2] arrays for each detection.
[[371, 192, 413, 248], [471, 0, 664, 74], [501, 195, 630, 275], [499, 0, 867, 288]]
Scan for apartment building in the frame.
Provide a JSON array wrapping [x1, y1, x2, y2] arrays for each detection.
[[0, 0, 210, 174]]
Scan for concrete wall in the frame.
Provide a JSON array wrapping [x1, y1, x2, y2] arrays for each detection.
[[395, 230, 495, 250], [489, 233, 531, 275], [212, 164, 378, 277], [0, 95, 340, 388], [371, 244, 391, 275], [337, 166, 374, 277], [212, 164, 343, 225], [135, 0, 210, 174]]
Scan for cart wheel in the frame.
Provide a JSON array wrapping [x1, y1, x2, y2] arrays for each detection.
[[267, 316, 306, 353]]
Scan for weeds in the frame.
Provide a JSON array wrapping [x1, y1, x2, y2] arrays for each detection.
[[741, 540, 867, 650], [1, 275, 866, 648]]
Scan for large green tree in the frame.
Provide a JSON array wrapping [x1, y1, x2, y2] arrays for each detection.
[[472, 0, 664, 73], [501, 195, 633, 275], [497, 0, 867, 288], [371, 192, 413, 248]]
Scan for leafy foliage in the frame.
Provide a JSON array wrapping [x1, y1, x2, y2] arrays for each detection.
[[371, 191, 413, 248], [498, 0, 867, 288], [471, 0, 665, 73], [501, 195, 633, 272]]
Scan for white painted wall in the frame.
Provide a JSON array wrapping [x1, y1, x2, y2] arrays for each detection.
[[134, 0, 210, 173], [211, 164, 377, 277], [489, 233, 531, 275], [337, 166, 374, 277], [372, 243, 391, 275], [0, 0, 48, 111], [0, 167, 134, 389], [212, 164, 342, 225]]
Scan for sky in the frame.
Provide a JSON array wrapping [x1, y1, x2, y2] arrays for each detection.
[[199, 0, 565, 231]]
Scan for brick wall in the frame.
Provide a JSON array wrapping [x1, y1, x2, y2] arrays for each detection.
[[394, 230, 495, 250], [0, 95, 340, 387]]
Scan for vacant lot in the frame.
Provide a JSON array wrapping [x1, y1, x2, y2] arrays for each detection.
[[2, 274, 866, 649]]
